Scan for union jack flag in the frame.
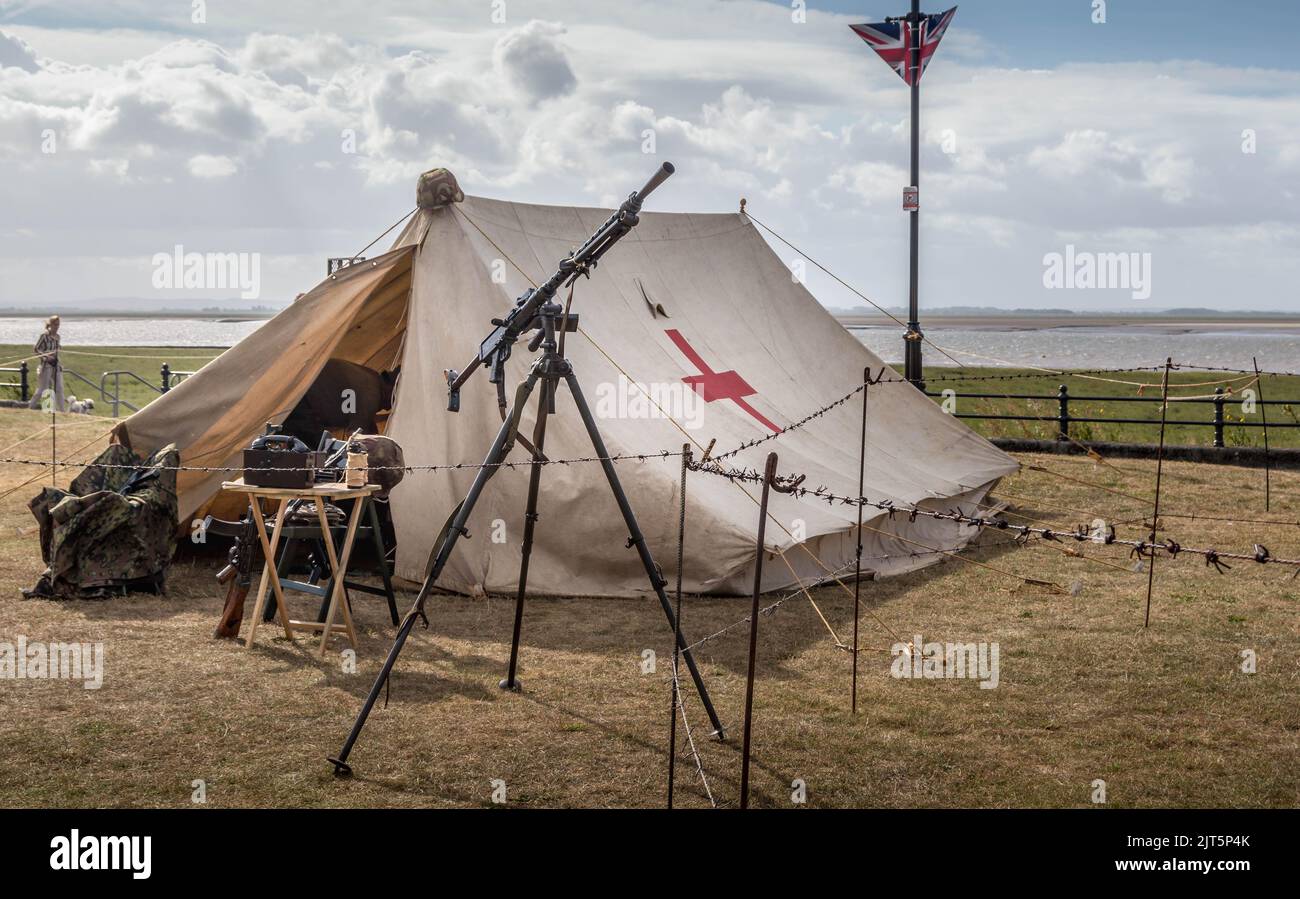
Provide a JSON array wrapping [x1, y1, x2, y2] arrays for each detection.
[[849, 6, 957, 86]]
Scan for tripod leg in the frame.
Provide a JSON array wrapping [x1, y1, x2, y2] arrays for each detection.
[[562, 372, 725, 738], [501, 378, 553, 691], [329, 371, 541, 776]]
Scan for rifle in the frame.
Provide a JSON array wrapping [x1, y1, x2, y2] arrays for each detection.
[[207, 503, 262, 639], [442, 161, 675, 413]]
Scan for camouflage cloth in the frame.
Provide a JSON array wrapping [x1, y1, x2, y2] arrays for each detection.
[[415, 168, 464, 210], [24, 443, 180, 599]]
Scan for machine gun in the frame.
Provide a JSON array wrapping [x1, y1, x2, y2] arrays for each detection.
[[442, 161, 675, 412], [209, 503, 261, 639]]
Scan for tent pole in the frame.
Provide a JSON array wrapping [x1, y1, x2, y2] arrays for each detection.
[[564, 369, 725, 738], [328, 370, 541, 776]]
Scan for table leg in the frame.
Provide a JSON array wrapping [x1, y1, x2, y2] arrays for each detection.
[[244, 497, 273, 648], [317, 499, 362, 657], [250, 497, 293, 642]]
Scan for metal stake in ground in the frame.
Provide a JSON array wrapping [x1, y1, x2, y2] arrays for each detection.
[[740, 453, 778, 809], [1253, 357, 1271, 512], [852, 368, 870, 713], [1144, 358, 1172, 628], [740, 453, 802, 808], [667, 443, 690, 809]]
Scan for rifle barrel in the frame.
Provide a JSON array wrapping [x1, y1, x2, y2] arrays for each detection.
[[446, 163, 675, 408], [636, 161, 675, 201]]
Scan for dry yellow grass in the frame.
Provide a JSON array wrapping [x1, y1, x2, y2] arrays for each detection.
[[0, 407, 1296, 808]]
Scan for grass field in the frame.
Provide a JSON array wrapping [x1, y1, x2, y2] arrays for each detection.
[[0, 345, 224, 417], [0, 404, 1296, 808], [921, 366, 1300, 449], [4, 345, 1295, 447]]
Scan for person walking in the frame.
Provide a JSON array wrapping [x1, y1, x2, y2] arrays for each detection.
[[29, 314, 65, 411]]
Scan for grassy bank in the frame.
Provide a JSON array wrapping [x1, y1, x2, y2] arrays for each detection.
[[0, 344, 224, 417], [919, 366, 1300, 449], [0, 406, 1296, 808]]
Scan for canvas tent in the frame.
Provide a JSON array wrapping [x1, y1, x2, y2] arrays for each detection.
[[115, 170, 1018, 598]]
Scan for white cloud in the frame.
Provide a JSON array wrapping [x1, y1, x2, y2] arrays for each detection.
[[187, 153, 238, 178], [492, 20, 577, 101], [0, 5, 1295, 312], [0, 29, 39, 72]]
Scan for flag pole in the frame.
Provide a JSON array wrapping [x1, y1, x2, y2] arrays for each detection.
[[904, 0, 924, 388], [852, 6, 955, 388]]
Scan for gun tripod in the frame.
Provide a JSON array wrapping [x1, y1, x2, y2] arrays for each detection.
[[329, 299, 724, 776]]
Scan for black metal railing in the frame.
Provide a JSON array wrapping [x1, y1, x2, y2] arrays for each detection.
[[0, 361, 29, 402], [3, 361, 195, 414], [927, 385, 1299, 447]]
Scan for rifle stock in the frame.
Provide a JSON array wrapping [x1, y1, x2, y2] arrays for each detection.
[[210, 503, 260, 640], [214, 580, 250, 639]]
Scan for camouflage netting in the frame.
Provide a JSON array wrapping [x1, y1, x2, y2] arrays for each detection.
[[24, 443, 180, 599], [415, 168, 464, 210]]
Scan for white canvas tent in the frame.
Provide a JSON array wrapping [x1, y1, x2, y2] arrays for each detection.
[[116, 171, 1018, 598]]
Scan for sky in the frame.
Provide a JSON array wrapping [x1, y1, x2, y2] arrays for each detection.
[[0, 0, 1297, 313]]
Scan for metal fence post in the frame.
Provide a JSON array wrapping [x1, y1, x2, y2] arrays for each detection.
[[19, 361, 28, 403], [160, 363, 171, 394], [1212, 387, 1225, 448], [1056, 384, 1069, 441]]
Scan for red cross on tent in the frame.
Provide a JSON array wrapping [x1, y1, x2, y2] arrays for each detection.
[[665, 329, 780, 433]]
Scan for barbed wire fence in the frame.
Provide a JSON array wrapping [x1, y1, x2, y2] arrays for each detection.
[[2, 355, 1298, 807]]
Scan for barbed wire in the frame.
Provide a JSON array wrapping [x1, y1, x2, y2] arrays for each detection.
[[686, 458, 1300, 573], [1172, 361, 1300, 379], [920, 365, 1168, 383], [0, 449, 686, 475]]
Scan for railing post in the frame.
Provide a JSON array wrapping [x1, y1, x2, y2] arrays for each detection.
[[19, 361, 28, 403], [160, 363, 171, 394], [1056, 384, 1069, 442], [1213, 387, 1225, 448]]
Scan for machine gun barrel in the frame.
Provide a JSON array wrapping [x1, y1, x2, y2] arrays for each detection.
[[445, 162, 675, 409]]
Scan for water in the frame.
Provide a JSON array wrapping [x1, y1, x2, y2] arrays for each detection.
[[852, 325, 1300, 372], [0, 317, 266, 348], [4, 316, 1299, 374]]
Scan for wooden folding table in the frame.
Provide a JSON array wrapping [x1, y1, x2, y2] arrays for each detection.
[[221, 479, 380, 657]]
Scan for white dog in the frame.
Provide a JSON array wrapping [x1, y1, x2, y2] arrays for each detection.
[[67, 395, 95, 414]]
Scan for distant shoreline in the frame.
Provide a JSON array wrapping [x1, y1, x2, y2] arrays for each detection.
[[837, 313, 1300, 333], [0, 311, 275, 322]]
